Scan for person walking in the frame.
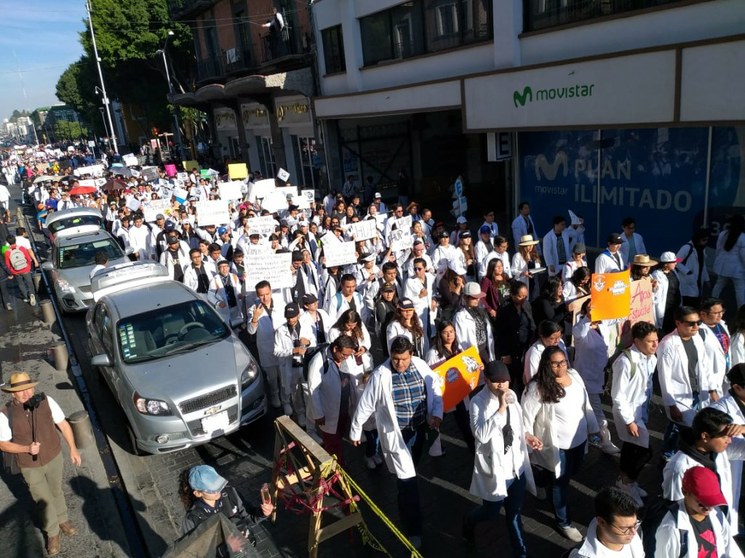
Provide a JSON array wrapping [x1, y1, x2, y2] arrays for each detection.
[[0, 373, 82, 556], [4, 234, 35, 306], [712, 214, 745, 308]]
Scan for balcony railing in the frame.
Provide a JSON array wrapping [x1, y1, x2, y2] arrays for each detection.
[[524, 0, 690, 32]]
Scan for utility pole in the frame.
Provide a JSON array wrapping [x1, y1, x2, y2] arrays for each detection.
[[86, 0, 118, 153], [157, 30, 184, 160]]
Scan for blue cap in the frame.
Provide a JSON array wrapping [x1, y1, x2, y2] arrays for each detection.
[[188, 465, 228, 493], [217, 226, 228, 235], [479, 225, 491, 234]]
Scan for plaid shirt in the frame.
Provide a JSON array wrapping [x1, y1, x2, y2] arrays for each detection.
[[391, 363, 427, 430]]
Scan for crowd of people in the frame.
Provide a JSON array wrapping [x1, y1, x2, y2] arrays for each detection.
[[4, 143, 745, 557]]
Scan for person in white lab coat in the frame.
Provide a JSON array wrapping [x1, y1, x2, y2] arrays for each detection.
[[247, 280, 286, 408], [698, 297, 731, 398], [349, 336, 443, 550]]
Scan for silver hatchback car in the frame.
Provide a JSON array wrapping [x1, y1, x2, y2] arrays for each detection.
[[86, 262, 266, 454]]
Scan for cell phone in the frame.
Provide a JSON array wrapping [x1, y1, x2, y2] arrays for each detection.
[[260, 483, 271, 505]]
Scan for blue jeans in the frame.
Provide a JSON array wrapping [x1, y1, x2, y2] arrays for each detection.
[[550, 443, 585, 527], [363, 429, 379, 458], [466, 474, 527, 557]]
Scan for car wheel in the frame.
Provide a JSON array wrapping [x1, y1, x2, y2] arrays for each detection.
[[125, 422, 143, 457]]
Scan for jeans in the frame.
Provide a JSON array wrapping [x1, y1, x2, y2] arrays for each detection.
[[363, 429, 380, 458], [14, 272, 34, 299], [549, 443, 585, 527], [466, 474, 528, 557]]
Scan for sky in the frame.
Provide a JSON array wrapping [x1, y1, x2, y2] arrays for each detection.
[[0, 0, 87, 120]]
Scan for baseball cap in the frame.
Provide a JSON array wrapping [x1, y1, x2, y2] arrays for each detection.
[[460, 230, 472, 239], [573, 243, 586, 254], [463, 282, 485, 299], [456, 216, 467, 224], [217, 226, 228, 235], [484, 361, 510, 383], [374, 192, 382, 198], [302, 293, 318, 305], [659, 251, 680, 263], [188, 465, 228, 493], [156, 213, 165, 220], [167, 235, 179, 244], [479, 225, 491, 235], [438, 230, 449, 239], [285, 302, 300, 318], [381, 282, 396, 293], [682, 466, 727, 507], [397, 298, 415, 310], [607, 233, 623, 244]]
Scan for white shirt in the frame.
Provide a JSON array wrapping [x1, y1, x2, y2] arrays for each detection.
[[0, 395, 65, 441], [553, 380, 588, 449]]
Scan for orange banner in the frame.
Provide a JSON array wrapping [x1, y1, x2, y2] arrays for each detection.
[[432, 346, 483, 412], [590, 269, 631, 321]]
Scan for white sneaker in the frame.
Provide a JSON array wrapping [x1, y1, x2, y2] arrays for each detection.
[[560, 525, 583, 543], [5, 303, 11, 310], [29, 294, 35, 306], [282, 403, 293, 416], [365, 456, 377, 470]]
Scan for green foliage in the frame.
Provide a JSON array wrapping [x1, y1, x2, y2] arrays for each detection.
[[55, 57, 105, 135], [52, 121, 89, 141]]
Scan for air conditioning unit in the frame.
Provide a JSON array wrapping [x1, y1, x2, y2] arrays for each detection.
[[226, 48, 238, 64]]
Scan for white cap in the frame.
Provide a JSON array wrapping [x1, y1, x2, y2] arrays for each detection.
[[456, 216, 467, 224], [374, 192, 382, 198]]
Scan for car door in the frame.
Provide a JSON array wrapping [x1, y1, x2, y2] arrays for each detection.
[[89, 303, 117, 391]]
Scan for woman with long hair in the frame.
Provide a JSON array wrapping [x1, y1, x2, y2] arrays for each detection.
[[386, 298, 429, 357], [374, 282, 399, 341], [437, 265, 465, 323], [562, 266, 591, 300], [480, 257, 510, 320], [328, 309, 372, 374], [713, 214, 745, 308], [532, 276, 568, 326], [457, 231, 477, 281], [512, 235, 543, 300], [521, 346, 599, 543]]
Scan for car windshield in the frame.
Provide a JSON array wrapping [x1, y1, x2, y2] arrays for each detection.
[[48, 215, 102, 235], [58, 238, 124, 269], [116, 299, 229, 364]]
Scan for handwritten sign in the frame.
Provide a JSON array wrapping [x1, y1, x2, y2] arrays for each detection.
[[246, 251, 292, 290], [143, 199, 173, 222], [590, 270, 631, 321], [261, 190, 289, 213], [218, 181, 244, 201], [347, 219, 378, 241], [73, 164, 104, 178], [629, 277, 654, 325], [196, 200, 230, 227], [183, 160, 199, 172], [432, 346, 483, 412], [141, 167, 159, 182], [245, 216, 276, 237], [389, 228, 413, 251], [395, 215, 412, 231], [323, 241, 357, 268], [122, 153, 138, 167], [78, 179, 96, 188], [164, 164, 177, 178], [228, 163, 248, 180]]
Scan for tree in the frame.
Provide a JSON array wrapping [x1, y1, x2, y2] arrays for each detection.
[[55, 57, 103, 136]]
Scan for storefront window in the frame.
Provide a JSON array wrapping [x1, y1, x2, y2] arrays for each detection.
[[293, 136, 318, 189]]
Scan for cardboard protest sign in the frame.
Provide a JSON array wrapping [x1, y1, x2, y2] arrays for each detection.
[[218, 182, 244, 201], [200, 169, 212, 179], [301, 189, 315, 202], [143, 199, 173, 222], [590, 270, 631, 321], [183, 160, 199, 172], [141, 167, 159, 182], [247, 178, 276, 203], [74, 164, 104, 177], [245, 216, 276, 237], [246, 251, 292, 290], [78, 179, 97, 188], [629, 277, 655, 325], [432, 346, 483, 412], [126, 197, 141, 212], [228, 163, 248, 180], [122, 153, 138, 167], [196, 200, 230, 227], [389, 228, 413, 251], [177, 172, 189, 182], [323, 241, 357, 268], [276, 186, 298, 199], [395, 215, 412, 231], [277, 168, 290, 182], [244, 244, 272, 257], [347, 219, 377, 241], [94, 178, 107, 188], [164, 164, 177, 178], [291, 195, 310, 209]]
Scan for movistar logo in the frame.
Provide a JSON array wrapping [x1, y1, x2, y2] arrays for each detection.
[[513, 83, 595, 108], [514, 87, 532, 108]]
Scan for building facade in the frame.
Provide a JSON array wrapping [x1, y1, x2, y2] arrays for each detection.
[[312, 0, 745, 254]]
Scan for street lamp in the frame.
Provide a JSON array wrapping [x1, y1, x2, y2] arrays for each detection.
[[156, 30, 184, 160], [86, 0, 118, 154]]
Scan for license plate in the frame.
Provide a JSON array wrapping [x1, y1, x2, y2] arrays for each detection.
[[201, 410, 229, 434]]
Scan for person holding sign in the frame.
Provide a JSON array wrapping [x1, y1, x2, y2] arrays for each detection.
[[463, 361, 541, 556], [208, 260, 243, 326]]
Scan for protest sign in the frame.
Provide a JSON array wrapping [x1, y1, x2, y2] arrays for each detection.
[[177, 172, 189, 183], [246, 251, 292, 290], [122, 153, 138, 167], [261, 190, 289, 213], [94, 178, 106, 188], [301, 189, 315, 202], [130, 169, 141, 178], [143, 199, 173, 222], [126, 198, 141, 212], [276, 186, 298, 199], [323, 241, 357, 268], [590, 270, 631, 321], [347, 219, 378, 241], [196, 200, 230, 227], [244, 244, 272, 257], [432, 346, 483, 412], [218, 182, 244, 201], [228, 163, 248, 180], [277, 168, 290, 182], [141, 167, 159, 182], [247, 178, 276, 203], [73, 164, 104, 177], [629, 277, 655, 325], [389, 229, 413, 251], [78, 179, 96, 188], [291, 195, 310, 209], [200, 169, 212, 179], [164, 164, 177, 177], [183, 160, 199, 172], [245, 216, 276, 237], [395, 215, 412, 231]]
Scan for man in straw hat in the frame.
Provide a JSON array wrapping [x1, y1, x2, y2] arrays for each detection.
[[0, 372, 81, 556]]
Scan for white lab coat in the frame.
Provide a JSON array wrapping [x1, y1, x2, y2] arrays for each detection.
[[542, 229, 577, 277], [469, 387, 535, 501], [522, 339, 569, 388], [247, 299, 286, 367], [511, 215, 538, 247], [349, 357, 443, 479], [327, 291, 367, 323], [699, 322, 730, 397], [611, 347, 657, 446], [732, 332, 745, 366], [183, 261, 217, 294], [652, 268, 674, 328], [658, 330, 714, 425], [594, 249, 625, 274], [713, 230, 745, 278], [453, 307, 495, 364], [572, 317, 610, 394], [655, 501, 744, 558], [159, 241, 191, 281], [619, 232, 647, 263], [676, 241, 709, 298], [386, 319, 430, 358], [299, 308, 332, 344], [207, 272, 243, 323], [712, 393, 745, 533], [328, 325, 373, 375], [273, 320, 317, 396], [307, 348, 359, 435], [570, 518, 644, 558], [404, 274, 435, 334]]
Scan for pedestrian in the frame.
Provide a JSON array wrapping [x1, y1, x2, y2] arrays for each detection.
[[511, 202, 538, 248], [731, 304, 745, 366], [0, 250, 13, 310], [495, 281, 536, 396], [712, 214, 745, 308], [0, 373, 82, 557], [178, 465, 273, 557], [5, 234, 35, 306], [328, 309, 372, 375], [454, 282, 495, 366], [183, 249, 216, 295], [386, 298, 429, 357], [619, 217, 647, 263], [568, 486, 644, 558], [208, 260, 243, 325], [247, 281, 286, 408], [699, 297, 730, 400], [463, 361, 541, 557], [676, 228, 710, 308], [595, 233, 626, 274], [349, 336, 443, 550], [542, 216, 577, 278], [651, 251, 682, 333], [512, 235, 543, 300]]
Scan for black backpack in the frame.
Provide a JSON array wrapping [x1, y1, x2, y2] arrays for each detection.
[[641, 498, 688, 558], [302, 343, 329, 381]]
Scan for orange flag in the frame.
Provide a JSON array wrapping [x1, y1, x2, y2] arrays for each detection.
[[432, 346, 483, 412], [590, 269, 631, 321]]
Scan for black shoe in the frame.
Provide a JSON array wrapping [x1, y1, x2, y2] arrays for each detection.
[[462, 516, 474, 543]]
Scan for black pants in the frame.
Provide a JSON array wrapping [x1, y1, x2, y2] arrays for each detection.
[[619, 441, 652, 481]]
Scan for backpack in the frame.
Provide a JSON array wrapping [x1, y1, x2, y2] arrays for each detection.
[[1, 404, 20, 475], [641, 499, 688, 558], [302, 343, 329, 381], [8, 247, 27, 272], [603, 349, 635, 394]]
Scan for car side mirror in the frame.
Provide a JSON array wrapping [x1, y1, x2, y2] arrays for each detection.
[[91, 354, 112, 367], [125, 247, 135, 255], [41, 262, 54, 271]]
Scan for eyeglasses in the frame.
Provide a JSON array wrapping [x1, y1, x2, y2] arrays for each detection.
[[708, 310, 725, 316], [550, 360, 568, 368], [609, 519, 641, 534], [681, 320, 702, 326]]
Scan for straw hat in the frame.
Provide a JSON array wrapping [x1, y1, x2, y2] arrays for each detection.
[[518, 234, 539, 247], [632, 254, 658, 267], [2, 372, 39, 393]]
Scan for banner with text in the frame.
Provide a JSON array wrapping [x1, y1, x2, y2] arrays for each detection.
[[323, 241, 357, 268], [590, 269, 631, 321], [246, 251, 292, 290], [196, 200, 230, 227]]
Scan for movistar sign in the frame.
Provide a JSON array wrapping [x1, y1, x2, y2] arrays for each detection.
[[513, 84, 595, 108]]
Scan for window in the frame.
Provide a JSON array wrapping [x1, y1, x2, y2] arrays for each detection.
[[436, 3, 459, 36], [258, 137, 277, 178], [321, 25, 346, 74], [293, 136, 319, 189]]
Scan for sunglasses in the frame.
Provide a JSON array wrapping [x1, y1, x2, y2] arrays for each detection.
[[681, 320, 702, 326]]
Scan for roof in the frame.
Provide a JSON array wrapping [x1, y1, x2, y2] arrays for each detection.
[[103, 281, 200, 319]]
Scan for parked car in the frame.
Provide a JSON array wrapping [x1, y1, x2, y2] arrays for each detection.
[[86, 261, 266, 455], [41, 229, 131, 313]]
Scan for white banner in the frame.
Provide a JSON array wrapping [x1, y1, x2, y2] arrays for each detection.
[[143, 199, 173, 222], [126, 197, 141, 212], [122, 153, 138, 167], [291, 194, 310, 209], [323, 241, 357, 268], [74, 164, 104, 177], [246, 251, 292, 290], [218, 181, 244, 201], [261, 190, 289, 213], [78, 179, 96, 188], [389, 229, 413, 251], [196, 200, 230, 227], [245, 216, 276, 237], [347, 219, 378, 241], [395, 215, 412, 231]]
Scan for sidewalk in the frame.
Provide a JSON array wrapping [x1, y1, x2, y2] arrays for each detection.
[[0, 217, 132, 556]]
